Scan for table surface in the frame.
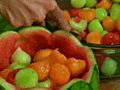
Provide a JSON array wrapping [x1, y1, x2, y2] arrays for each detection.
[[100, 79, 120, 90]]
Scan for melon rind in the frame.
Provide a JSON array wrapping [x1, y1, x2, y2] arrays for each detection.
[[0, 78, 15, 90], [0, 31, 20, 70], [19, 26, 51, 34], [53, 30, 82, 46], [0, 31, 18, 39], [61, 79, 89, 90]]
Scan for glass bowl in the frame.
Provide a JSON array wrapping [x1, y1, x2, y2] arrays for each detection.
[[82, 42, 120, 79], [56, 0, 120, 79]]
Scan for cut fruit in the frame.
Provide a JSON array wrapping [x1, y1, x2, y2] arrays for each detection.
[[71, 0, 87, 8], [95, 8, 108, 21], [2, 26, 99, 90], [79, 9, 96, 22], [33, 49, 53, 62], [102, 16, 115, 32], [66, 57, 86, 77], [88, 19, 103, 33], [11, 47, 31, 65], [15, 68, 38, 89], [110, 4, 120, 20], [17, 26, 51, 57], [29, 60, 50, 81], [101, 57, 117, 76], [69, 18, 87, 33], [86, 31, 102, 44], [95, 0, 112, 10], [102, 32, 120, 45], [48, 49, 67, 65], [49, 63, 70, 85], [86, 0, 97, 8], [0, 78, 16, 90], [0, 31, 20, 70], [36, 79, 51, 88]]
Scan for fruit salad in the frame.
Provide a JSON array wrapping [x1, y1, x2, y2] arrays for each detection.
[[63, 0, 120, 45], [0, 26, 99, 90]]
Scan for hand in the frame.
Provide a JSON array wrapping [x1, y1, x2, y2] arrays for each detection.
[[0, 0, 71, 31]]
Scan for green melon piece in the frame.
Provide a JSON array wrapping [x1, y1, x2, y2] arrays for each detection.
[[71, 0, 87, 8], [86, 0, 97, 8], [15, 68, 38, 89], [101, 30, 108, 36], [95, 8, 108, 21], [88, 19, 103, 33], [36, 79, 51, 88], [11, 47, 31, 65], [19, 26, 51, 34], [8, 62, 26, 70], [0, 78, 15, 90], [109, 4, 120, 20], [101, 57, 117, 77], [69, 18, 87, 33]]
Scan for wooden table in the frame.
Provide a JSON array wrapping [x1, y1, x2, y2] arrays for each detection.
[[100, 79, 120, 90]]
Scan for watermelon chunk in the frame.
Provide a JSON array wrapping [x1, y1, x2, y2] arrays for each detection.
[[17, 26, 51, 57], [0, 31, 20, 70]]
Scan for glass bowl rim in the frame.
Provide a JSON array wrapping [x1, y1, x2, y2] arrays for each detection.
[[82, 42, 120, 49]]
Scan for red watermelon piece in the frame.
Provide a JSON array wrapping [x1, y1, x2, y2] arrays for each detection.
[[16, 26, 51, 57], [0, 31, 20, 70], [51, 32, 87, 60]]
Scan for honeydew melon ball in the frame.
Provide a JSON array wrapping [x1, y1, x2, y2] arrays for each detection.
[[71, 0, 87, 8], [11, 47, 31, 65], [95, 8, 108, 21], [9, 62, 26, 70], [15, 68, 38, 89], [101, 30, 108, 36], [112, 0, 120, 3], [86, 0, 97, 8], [110, 4, 120, 20], [101, 57, 117, 77], [69, 18, 87, 33], [88, 19, 103, 33], [36, 79, 51, 88]]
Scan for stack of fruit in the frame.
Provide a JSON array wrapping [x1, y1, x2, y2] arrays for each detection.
[[63, 0, 120, 45]]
